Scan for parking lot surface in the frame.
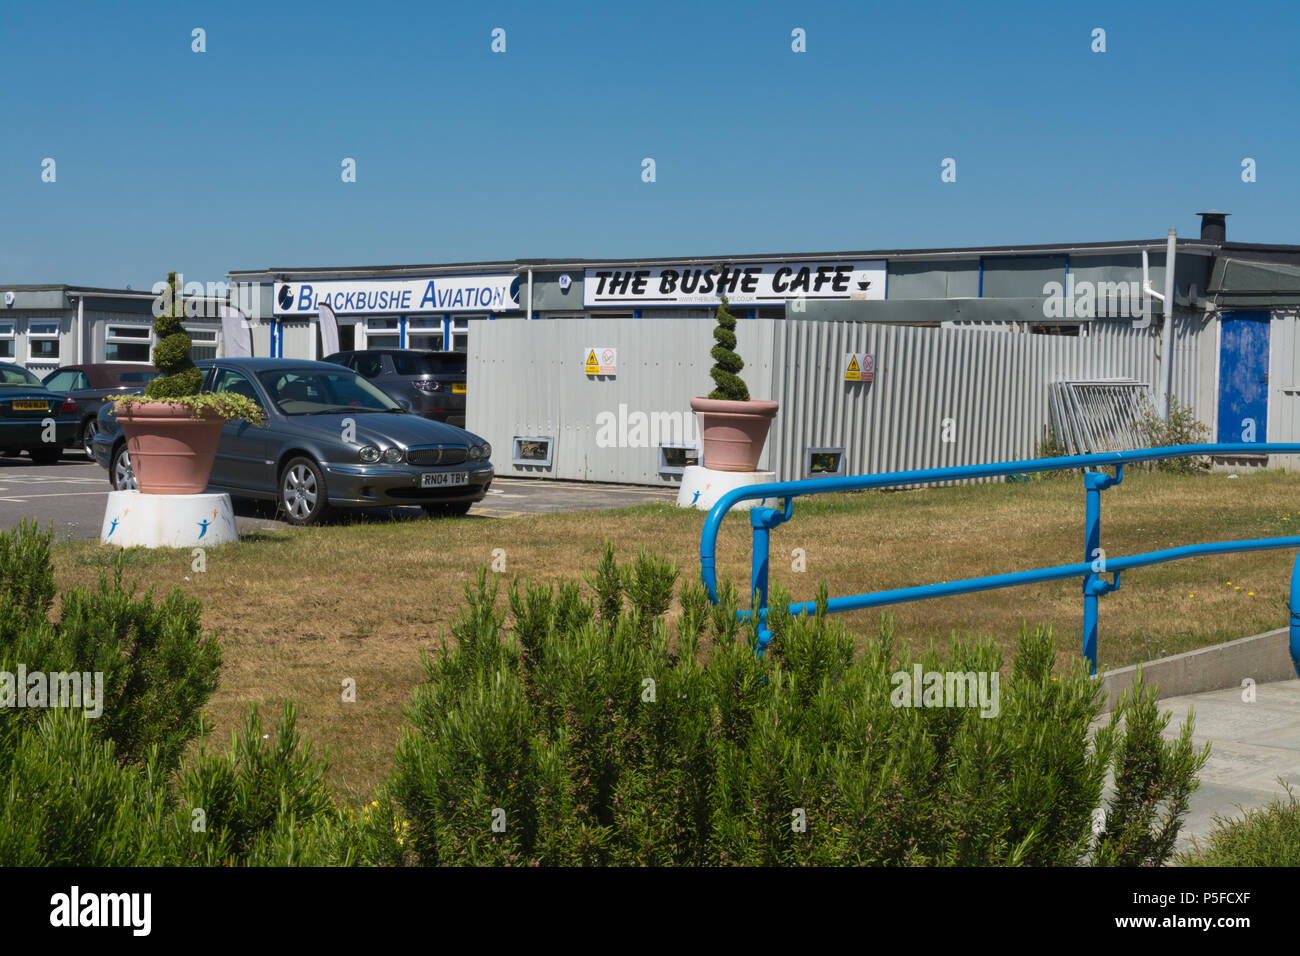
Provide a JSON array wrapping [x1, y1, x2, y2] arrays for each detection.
[[0, 455, 675, 541]]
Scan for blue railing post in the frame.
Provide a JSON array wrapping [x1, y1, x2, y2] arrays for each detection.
[[751, 518, 772, 654], [749, 500, 792, 657], [1081, 467, 1123, 676], [1290, 551, 1300, 680]]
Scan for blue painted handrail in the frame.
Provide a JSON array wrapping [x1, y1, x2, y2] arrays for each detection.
[[698, 443, 1300, 679]]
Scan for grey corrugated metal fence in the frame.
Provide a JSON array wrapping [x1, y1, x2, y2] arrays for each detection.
[[468, 317, 1196, 486]]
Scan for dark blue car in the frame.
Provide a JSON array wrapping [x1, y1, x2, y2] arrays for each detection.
[[92, 358, 492, 524], [0, 362, 79, 463]]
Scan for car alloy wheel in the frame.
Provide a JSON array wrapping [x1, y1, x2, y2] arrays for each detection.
[[280, 457, 330, 526], [81, 419, 98, 456], [111, 445, 137, 490]]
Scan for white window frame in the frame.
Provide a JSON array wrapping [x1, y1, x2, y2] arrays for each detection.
[[363, 317, 401, 349], [104, 323, 154, 364], [450, 315, 473, 352], [184, 323, 220, 360], [406, 315, 445, 350], [25, 317, 61, 364]]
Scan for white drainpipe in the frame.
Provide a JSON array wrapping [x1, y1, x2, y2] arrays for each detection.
[[1159, 229, 1177, 418], [527, 268, 533, 320], [75, 294, 84, 364]]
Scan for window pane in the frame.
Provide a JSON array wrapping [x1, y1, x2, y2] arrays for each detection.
[[29, 339, 59, 359], [109, 326, 151, 338], [0, 342, 14, 359], [43, 371, 75, 391], [105, 342, 151, 362], [211, 369, 262, 407], [0, 365, 42, 386], [366, 335, 399, 349], [391, 351, 465, 375]]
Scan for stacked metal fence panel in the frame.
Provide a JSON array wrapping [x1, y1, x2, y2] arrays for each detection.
[[1047, 380, 1153, 455]]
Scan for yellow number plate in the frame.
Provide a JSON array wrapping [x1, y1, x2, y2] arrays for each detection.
[[452, 383, 466, 394], [12, 400, 47, 410]]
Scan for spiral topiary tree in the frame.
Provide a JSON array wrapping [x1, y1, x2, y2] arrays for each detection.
[[707, 295, 749, 401], [144, 271, 204, 400]]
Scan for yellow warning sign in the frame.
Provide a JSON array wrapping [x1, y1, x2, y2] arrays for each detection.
[[584, 346, 617, 375], [844, 352, 874, 383]]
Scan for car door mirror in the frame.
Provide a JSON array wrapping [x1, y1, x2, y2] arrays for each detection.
[[397, 399, 411, 411]]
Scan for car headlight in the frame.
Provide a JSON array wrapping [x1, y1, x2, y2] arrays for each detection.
[[469, 442, 490, 460], [382, 447, 404, 464], [359, 445, 380, 463]]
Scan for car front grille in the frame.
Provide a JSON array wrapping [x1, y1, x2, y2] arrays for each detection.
[[407, 444, 467, 466]]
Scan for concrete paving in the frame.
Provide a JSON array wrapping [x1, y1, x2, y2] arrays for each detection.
[[1155, 678, 1300, 850], [0, 455, 676, 539]]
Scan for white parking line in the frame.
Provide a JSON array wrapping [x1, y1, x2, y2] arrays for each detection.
[[0, 491, 110, 502], [490, 479, 672, 496]]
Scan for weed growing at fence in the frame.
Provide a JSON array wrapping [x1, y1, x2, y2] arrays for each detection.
[[1136, 397, 1211, 473]]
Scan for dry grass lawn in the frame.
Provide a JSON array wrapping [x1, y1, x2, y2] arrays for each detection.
[[48, 467, 1300, 801]]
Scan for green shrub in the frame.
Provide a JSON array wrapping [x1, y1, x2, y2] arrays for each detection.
[[392, 545, 1206, 865], [0, 709, 172, 866], [1136, 396, 1212, 473], [707, 295, 749, 401], [175, 703, 358, 866], [1178, 784, 1300, 866], [144, 272, 201, 400], [0, 524, 370, 867], [0, 523, 221, 771]]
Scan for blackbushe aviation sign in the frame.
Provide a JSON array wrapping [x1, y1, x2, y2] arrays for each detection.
[[583, 261, 886, 307], [274, 275, 520, 315]]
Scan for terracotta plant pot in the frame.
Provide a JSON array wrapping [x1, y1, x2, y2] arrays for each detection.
[[690, 397, 779, 472], [116, 403, 225, 495]]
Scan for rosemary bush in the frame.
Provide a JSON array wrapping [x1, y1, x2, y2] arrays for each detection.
[[392, 541, 1207, 865]]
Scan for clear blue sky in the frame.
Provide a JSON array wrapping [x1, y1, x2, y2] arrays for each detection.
[[2, 0, 1296, 289]]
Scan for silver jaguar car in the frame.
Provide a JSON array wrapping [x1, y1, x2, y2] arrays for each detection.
[[91, 358, 493, 525]]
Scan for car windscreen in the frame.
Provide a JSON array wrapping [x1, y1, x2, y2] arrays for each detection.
[[390, 352, 466, 377], [0, 366, 44, 387], [257, 368, 402, 416]]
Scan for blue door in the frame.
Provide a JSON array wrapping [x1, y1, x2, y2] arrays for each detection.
[[1217, 312, 1270, 444]]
